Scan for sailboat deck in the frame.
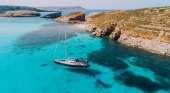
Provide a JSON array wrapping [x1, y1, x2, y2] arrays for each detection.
[[54, 59, 90, 67]]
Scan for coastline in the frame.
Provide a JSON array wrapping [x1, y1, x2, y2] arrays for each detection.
[[52, 9, 170, 57], [118, 33, 170, 56], [1, 10, 170, 93], [82, 7, 170, 57], [84, 22, 170, 56]]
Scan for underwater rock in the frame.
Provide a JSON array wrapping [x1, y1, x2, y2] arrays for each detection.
[[96, 78, 112, 88], [40, 64, 48, 67], [114, 71, 162, 92]]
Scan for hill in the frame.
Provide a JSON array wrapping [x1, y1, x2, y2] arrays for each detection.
[[86, 6, 170, 43], [85, 6, 170, 56], [0, 5, 46, 13], [36, 6, 86, 11]]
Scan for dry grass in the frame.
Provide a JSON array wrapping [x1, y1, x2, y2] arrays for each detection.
[[59, 11, 84, 20], [89, 6, 170, 42]]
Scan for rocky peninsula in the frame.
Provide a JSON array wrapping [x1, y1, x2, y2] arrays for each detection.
[[84, 6, 170, 56], [0, 10, 40, 17], [54, 11, 85, 23]]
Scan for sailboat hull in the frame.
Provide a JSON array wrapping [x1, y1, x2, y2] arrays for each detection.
[[54, 59, 90, 67]]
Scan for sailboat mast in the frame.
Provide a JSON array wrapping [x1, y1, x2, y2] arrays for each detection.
[[64, 12, 67, 59]]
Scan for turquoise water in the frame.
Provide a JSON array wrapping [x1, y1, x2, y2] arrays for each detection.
[[1, 11, 170, 93]]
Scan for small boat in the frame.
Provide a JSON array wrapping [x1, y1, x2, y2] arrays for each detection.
[[54, 58, 90, 67], [53, 12, 90, 67]]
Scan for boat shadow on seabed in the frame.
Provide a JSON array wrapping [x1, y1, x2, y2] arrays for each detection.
[[65, 67, 102, 77]]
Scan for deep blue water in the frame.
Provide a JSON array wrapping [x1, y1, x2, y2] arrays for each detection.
[[0, 10, 170, 93]]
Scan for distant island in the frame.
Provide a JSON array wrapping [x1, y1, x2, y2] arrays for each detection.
[[0, 10, 40, 17], [0, 5, 46, 13], [36, 6, 86, 11], [0, 5, 85, 15]]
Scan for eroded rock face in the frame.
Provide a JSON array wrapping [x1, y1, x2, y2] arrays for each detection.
[[54, 11, 85, 23], [85, 12, 121, 37], [0, 10, 40, 17], [85, 23, 117, 37], [109, 26, 121, 40], [85, 9, 170, 56]]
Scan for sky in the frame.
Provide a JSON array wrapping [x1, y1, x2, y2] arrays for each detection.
[[0, 0, 170, 9]]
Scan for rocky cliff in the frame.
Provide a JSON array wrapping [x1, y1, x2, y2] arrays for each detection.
[[0, 10, 40, 17], [85, 23, 117, 37], [54, 11, 85, 23], [85, 10, 123, 38], [85, 6, 170, 56]]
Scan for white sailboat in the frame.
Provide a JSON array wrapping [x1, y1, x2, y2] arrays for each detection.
[[53, 12, 90, 67]]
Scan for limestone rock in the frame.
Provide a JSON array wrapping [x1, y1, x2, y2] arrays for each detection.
[[109, 26, 122, 40], [85, 23, 117, 37], [85, 24, 97, 33], [118, 34, 170, 56], [91, 32, 97, 36]]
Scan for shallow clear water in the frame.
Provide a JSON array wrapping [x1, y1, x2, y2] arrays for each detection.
[[0, 11, 170, 93]]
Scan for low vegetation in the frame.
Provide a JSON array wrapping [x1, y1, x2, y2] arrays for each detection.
[[59, 11, 84, 19], [89, 6, 170, 43], [54, 11, 85, 22]]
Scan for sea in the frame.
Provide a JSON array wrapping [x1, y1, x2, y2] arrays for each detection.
[[0, 10, 170, 93]]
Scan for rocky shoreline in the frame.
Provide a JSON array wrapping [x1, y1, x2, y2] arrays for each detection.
[[118, 33, 170, 56], [84, 10, 170, 56], [52, 9, 170, 56]]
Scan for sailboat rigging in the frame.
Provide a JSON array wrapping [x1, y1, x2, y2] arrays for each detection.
[[53, 12, 90, 67]]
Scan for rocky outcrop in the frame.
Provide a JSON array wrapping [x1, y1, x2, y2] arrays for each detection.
[[85, 12, 121, 37], [109, 26, 122, 40], [85, 23, 117, 37], [40, 12, 61, 18], [0, 10, 40, 17], [84, 6, 170, 56], [118, 32, 170, 56], [54, 11, 85, 23]]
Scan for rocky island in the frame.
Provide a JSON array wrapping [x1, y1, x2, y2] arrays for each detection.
[[40, 12, 61, 18], [0, 5, 46, 13], [54, 11, 85, 23], [85, 6, 170, 56], [0, 10, 40, 17]]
